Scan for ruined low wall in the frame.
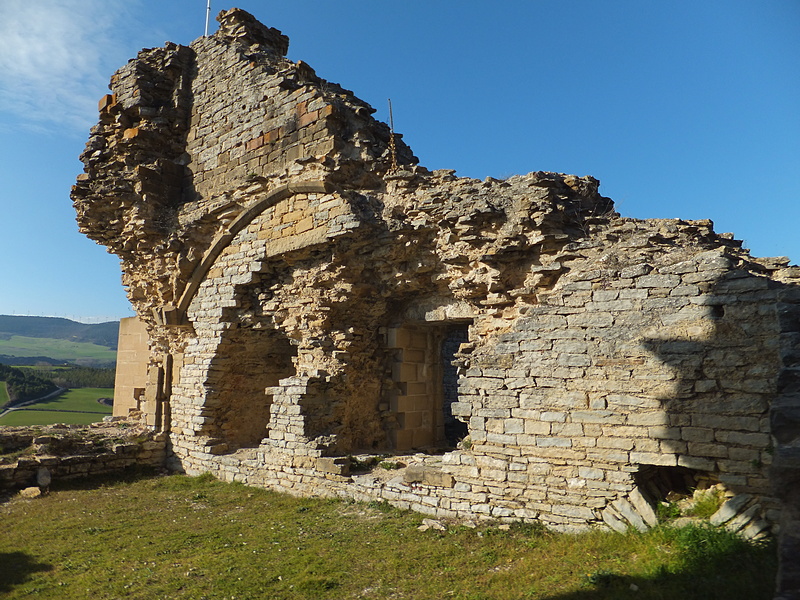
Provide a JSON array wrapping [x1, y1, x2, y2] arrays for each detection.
[[0, 424, 167, 491]]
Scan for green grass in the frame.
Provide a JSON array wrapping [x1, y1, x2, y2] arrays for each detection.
[[0, 473, 777, 600], [0, 388, 113, 426], [0, 381, 8, 405], [0, 336, 116, 365], [29, 388, 113, 412], [685, 488, 726, 519]]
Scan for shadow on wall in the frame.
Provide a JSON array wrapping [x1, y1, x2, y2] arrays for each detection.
[[0, 551, 52, 594], [633, 267, 800, 600], [202, 315, 297, 452], [635, 268, 781, 502], [540, 526, 776, 600]]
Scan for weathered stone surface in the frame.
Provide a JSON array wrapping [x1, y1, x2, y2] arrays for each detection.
[[19, 487, 41, 499], [709, 493, 753, 526], [612, 498, 648, 532], [316, 457, 350, 476], [629, 487, 658, 528]]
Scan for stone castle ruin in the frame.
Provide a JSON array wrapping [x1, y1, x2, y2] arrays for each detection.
[[72, 9, 799, 595]]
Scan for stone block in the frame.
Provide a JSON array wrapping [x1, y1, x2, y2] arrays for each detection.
[[316, 457, 350, 476], [630, 452, 677, 466], [611, 498, 648, 531], [636, 274, 681, 288], [504, 419, 524, 434], [579, 466, 604, 480], [536, 437, 572, 448], [423, 469, 455, 488], [686, 442, 729, 459], [540, 411, 566, 422], [709, 493, 752, 526], [629, 487, 658, 527], [677, 455, 716, 471], [567, 312, 613, 328], [681, 427, 714, 442]]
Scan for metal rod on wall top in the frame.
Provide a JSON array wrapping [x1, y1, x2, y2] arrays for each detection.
[[204, 1, 211, 37], [388, 98, 398, 172]]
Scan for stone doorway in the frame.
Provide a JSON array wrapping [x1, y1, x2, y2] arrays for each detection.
[[387, 320, 471, 451]]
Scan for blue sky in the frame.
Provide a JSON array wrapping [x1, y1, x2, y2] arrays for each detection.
[[0, 1, 798, 322]]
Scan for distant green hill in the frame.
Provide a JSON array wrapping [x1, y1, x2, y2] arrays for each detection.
[[0, 316, 119, 368], [0, 315, 119, 349]]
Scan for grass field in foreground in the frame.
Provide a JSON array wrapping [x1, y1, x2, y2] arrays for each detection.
[[0, 472, 777, 600], [0, 388, 113, 426], [0, 336, 116, 365]]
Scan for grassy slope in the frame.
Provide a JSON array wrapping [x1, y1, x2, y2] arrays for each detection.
[[0, 382, 8, 405], [0, 388, 113, 426], [0, 473, 777, 600], [0, 336, 116, 364]]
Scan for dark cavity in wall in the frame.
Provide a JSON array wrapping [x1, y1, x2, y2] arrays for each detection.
[[634, 464, 713, 504], [442, 323, 470, 447]]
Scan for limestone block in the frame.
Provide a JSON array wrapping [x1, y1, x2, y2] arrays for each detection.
[[630, 452, 677, 466], [19, 487, 42, 499], [316, 457, 350, 476], [725, 503, 762, 533], [629, 487, 658, 527], [611, 498, 648, 532], [710, 493, 753, 526]]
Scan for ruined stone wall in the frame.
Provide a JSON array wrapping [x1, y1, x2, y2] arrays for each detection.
[[0, 425, 167, 491], [74, 9, 800, 598]]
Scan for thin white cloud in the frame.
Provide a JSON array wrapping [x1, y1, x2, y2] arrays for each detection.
[[0, 0, 131, 132]]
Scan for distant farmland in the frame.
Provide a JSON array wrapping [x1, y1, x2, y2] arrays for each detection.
[[0, 388, 113, 426]]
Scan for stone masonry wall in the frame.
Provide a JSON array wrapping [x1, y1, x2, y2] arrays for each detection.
[[0, 424, 167, 491], [73, 10, 800, 598]]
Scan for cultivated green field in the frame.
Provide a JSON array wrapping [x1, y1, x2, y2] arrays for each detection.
[[0, 335, 116, 365], [0, 388, 113, 426], [0, 473, 777, 599]]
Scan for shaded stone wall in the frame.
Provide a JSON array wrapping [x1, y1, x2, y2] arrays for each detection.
[[73, 9, 800, 598]]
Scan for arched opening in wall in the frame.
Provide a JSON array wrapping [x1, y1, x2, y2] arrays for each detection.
[[387, 320, 472, 451], [634, 464, 716, 507], [205, 326, 296, 451]]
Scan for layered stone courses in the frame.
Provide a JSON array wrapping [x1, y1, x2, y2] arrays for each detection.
[[73, 9, 800, 598]]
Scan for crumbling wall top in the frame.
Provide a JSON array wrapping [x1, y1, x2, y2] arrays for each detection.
[[215, 8, 289, 55]]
